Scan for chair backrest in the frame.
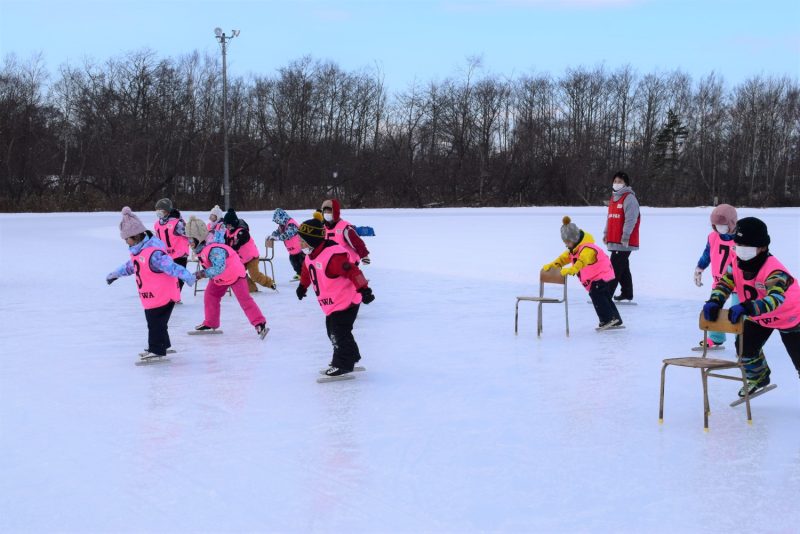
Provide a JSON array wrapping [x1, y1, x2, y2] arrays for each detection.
[[698, 309, 744, 335], [540, 268, 566, 285]]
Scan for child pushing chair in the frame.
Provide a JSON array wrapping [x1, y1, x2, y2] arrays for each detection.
[[542, 216, 623, 331]]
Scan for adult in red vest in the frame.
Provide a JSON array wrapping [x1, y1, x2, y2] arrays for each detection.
[[295, 218, 375, 377], [603, 171, 640, 302]]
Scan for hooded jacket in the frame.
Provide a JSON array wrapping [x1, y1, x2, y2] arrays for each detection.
[[604, 186, 640, 251], [321, 199, 370, 259]]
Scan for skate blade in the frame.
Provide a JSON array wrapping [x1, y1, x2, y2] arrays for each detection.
[[135, 357, 171, 366], [258, 327, 270, 340], [187, 329, 223, 335], [595, 325, 626, 332], [138, 349, 177, 357], [730, 384, 777, 407], [319, 366, 366, 375], [317, 374, 357, 383]]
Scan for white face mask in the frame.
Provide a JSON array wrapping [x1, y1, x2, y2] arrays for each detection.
[[735, 245, 758, 261], [612, 183, 625, 192], [301, 247, 313, 255], [715, 224, 729, 235], [323, 213, 333, 222], [156, 210, 168, 219]]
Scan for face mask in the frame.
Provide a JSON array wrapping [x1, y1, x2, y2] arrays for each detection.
[[735, 245, 758, 261], [301, 247, 313, 255], [156, 210, 168, 219], [323, 213, 333, 222], [612, 183, 625, 192], [715, 224, 729, 235]]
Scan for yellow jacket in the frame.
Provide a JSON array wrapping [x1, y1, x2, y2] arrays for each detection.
[[543, 230, 599, 276]]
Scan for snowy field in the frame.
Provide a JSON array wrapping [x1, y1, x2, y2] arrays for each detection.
[[1, 206, 799, 533]]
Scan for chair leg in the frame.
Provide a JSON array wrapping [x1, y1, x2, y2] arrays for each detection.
[[659, 363, 668, 422], [537, 302, 543, 337], [701, 369, 710, 430], [514, 299, 520, 334], [740, 366, 752, 423]]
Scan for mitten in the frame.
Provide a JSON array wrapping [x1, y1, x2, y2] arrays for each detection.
[[106, 274, 118, 285], [542, 262, 557, 272], [560, 266, 579, 276], [359, 287, 375, 304], [195, 270, 207, 280], [361, 257, 371, 265], [703, 301, 721, 321], [693, 267, 704, 287], [296, 285, 307, 300], [729, 304, 750, 323]]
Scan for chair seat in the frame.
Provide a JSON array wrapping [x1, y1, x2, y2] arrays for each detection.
[[662, 357, 738, 369], [517, 296, 562, 304]]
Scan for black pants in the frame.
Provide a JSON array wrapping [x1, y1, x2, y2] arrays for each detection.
[[737, 321, 800, 380], [609, 251, 633, 299], [588, 280, 622, 324], [289, 252, 305, 275], [174, 256, 188, 292], [144, 301, 175, 356], [325, 304, 361, 370]]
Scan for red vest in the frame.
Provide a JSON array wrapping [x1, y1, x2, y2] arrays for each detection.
[[198, 244, 247, 287], [304, 245, 362, 316], [131, 247, 180, 309], [153, 218, 190, 259], [606, 193, 640, 247]]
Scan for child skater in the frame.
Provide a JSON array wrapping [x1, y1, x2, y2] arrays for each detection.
[[106, 207, 196, 361], [185, 216, 269, 339], [266, 208, 304, 281], [693, 204, 739, 350], [222, 208, 276, 293], [295, 218, 375, 377], [542, 216, 622, 331], [153, 198, 190, 295], [321, 199, 371, 264], [702, 217, 800, 397], [207, 205, 225, 235]]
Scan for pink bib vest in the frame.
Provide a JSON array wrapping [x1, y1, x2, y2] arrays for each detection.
[[733, 256, 800, 329], [325, 219, 359, 262], [207, 220, 224, 233], [606, 193, 640, 247], [304, 245, 362, 316], [131, 247, 180, 309], [283, 218, 302, 255], [226, 227, 260, 264], [154, 218, 190, 259], [198, 243, 247, 287], [569, 243, 615, 292], [707, 232, 735, 283]]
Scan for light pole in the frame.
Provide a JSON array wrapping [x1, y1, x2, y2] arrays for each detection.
[[214, 27, 239, 210]]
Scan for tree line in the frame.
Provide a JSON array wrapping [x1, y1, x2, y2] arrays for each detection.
[[1, 50, 798, 212]]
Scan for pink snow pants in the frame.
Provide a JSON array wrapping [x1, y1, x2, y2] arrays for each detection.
[[203, 276, 266, 328]]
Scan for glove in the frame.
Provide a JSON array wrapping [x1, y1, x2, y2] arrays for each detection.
[[729, 304, 749, 323], [693, 267, 704, 287], [361, 257, 371, 265], [296, 285, 307, 300], [359, 287, 375, 304], [106, 274, 118, 285], [703, 301, 721, 321], [542, 262, 557, 272], [195, 270, 207, 280], [560, 266, 579, 276], [621, 238, 630, 247]]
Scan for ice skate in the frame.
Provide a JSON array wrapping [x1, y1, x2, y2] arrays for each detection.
[[188, 324, 223, 335]]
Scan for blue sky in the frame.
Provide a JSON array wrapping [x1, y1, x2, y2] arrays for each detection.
[[1, 0, 798, 90]]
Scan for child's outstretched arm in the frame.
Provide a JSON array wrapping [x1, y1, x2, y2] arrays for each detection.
[[542, 250, 570, 272], [106, 260, 134, 284], [560, 247, 597, 276], [150, 250, 196, 286]]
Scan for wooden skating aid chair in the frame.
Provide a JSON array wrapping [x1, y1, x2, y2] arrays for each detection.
[[259, 238, 275, 282], [515, 268, 569, 337], [659, 310, 751, 430]]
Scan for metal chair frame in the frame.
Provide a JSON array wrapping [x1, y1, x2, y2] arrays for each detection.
[[659, 310, 752, 430], [259, 238, 276, 281], [515, 268, 569, 337], [190, 257, 231, 297]]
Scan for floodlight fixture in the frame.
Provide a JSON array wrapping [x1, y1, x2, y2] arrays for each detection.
[[214, 27, 223, 37]]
